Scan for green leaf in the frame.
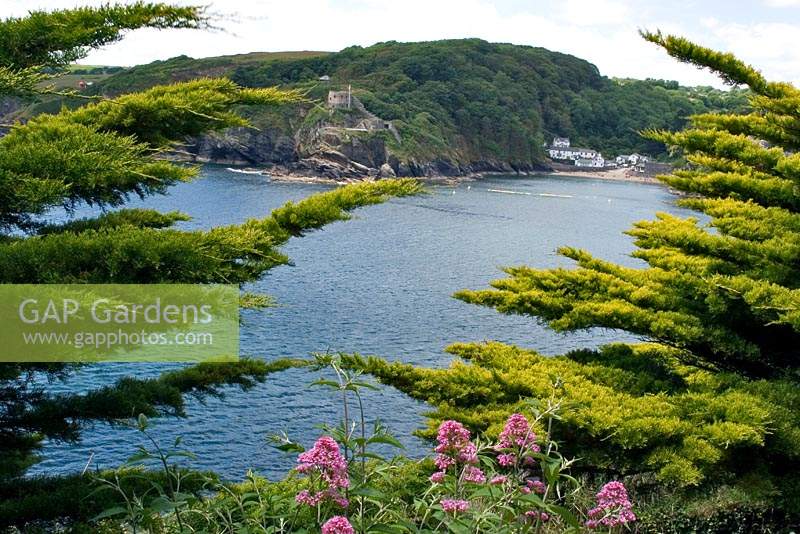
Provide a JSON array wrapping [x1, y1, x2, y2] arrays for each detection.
[[517, 493, 545, 506], [367, 434, 405, 449], [310, 379, 342, 389], [547, 504, 581, 528], [91, 506, 127, 521], [350, 486, 386, 499]]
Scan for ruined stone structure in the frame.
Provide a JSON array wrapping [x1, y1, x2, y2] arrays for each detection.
[[327, 88, 351, 109]]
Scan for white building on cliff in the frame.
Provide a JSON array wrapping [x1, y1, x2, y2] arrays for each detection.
[[552, 137, 570, 148]]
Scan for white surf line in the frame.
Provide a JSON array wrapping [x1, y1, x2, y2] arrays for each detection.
[[538, 193, 574, 198], [486, 189, 573, 198], [487, 188, 531, 195]]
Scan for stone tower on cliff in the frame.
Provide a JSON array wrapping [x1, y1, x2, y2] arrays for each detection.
[[327, 85, 352, 109]]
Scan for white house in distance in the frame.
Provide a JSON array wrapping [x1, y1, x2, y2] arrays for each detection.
[[547, 137, 605, 167], [552, 137, 570, 148], [575, 156, 605, 168], [615, 153, 649, 166]]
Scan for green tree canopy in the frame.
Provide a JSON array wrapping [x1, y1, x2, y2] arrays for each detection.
[[457, 32, 800, 381], [77, 39, 749, 169], [0, 3, 421, 480], [353, 33, 800, 515]]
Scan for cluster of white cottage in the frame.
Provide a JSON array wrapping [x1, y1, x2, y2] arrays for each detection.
[[546, 137, 651, 169]]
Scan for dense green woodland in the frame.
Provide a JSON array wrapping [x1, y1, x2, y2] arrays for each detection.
[[18, 40, 749, 166]]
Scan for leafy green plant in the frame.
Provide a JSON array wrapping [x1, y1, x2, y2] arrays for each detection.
[[91, 414, 212, 533]]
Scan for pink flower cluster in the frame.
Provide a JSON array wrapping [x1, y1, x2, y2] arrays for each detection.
[[586, 481, 636, 529], [496, 413, 540, 467], [527, 478, 546, 494], [429, 471, 445, 484], [430, 420, 484, 483], [525, 510, 550, 522], [295, 436, 350, 508], [434, 420, 478, 468], [321, 516, 355, 534], [462, 465, 486, 484], [441, 499, 470, 514]]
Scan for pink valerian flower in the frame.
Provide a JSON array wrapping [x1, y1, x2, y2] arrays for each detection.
[[586, 481, 636, 529], [525, 510, 550, 522], [296, 436, 349, 489], [527, 478, 546, 494], [435, 421, 471, 455], [489, 475, 508, 485], [495, 413, 541, 468], [457, 441, 478, 465], [498, 414, 537, 449], [295, 436, 349, 508], [497, 453, 516, 467], [330, 492, 349, 508], [295, 490, 315, 506], [434, 420, 479, 471], [441, 499, 470, 514], [321, 515, 355, 534], [462, 465, 486, 484], [596, 481, 632, 508], [429, 471, 446, 483], [434, 454, 455, 470]]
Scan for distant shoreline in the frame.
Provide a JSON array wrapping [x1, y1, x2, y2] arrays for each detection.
[[228, 166, 664, 186]]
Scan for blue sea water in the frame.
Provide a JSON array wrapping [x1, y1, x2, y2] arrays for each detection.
[[30, 167, 693, 480]]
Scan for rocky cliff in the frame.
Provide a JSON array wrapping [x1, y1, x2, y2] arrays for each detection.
[[6, 40, 746, 179], [182, 97, 547, 179]]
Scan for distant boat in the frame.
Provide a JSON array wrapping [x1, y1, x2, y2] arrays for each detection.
[[226, 167, 265, 175]]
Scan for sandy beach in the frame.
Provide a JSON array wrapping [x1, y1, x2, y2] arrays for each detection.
[[543, 167, 662, 184]]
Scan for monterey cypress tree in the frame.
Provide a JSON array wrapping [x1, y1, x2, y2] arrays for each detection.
[[0, 3, 421, 480], [457, 32, 800, 381], [352, 33, 800, 512]]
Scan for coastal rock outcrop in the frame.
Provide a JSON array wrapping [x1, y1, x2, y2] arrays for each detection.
[[185, 127, 296, 166], [379, 163, 396, 178], [178, 102, 548, 179]]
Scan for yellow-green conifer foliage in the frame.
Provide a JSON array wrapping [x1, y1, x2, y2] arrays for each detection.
[[353, 33, 800, 511], [0, 3, 421, 480], [457, 33, 800, 381]]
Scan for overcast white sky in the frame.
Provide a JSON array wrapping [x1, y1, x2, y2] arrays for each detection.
[[2, 0, 799, 87]]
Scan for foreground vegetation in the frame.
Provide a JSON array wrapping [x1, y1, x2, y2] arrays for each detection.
[[4, 355, 786, 532], [78, 357, 638, 533]]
